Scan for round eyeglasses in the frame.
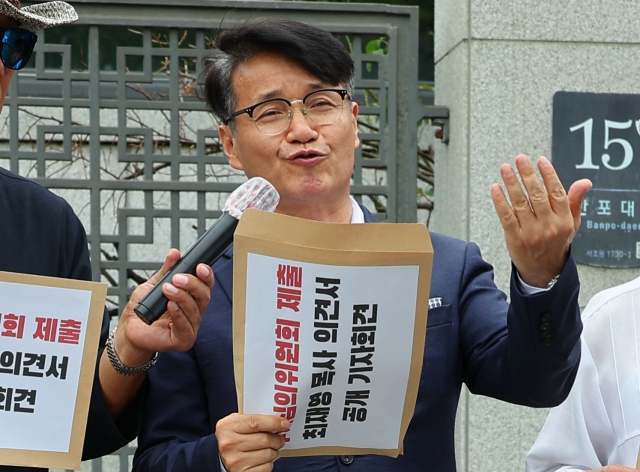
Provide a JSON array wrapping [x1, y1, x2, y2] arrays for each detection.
[[226, 88, 350, 136], [0, 27, 37, 70]]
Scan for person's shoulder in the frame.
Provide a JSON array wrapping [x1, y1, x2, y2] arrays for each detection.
[[359, 205, 470, 248], [0, 166, 41, 188], [1, 166, 59, 196], [419, 230, 478, 260], [428, 230, 470, 248], [0, 166, 68, 209], [582, 276, 640, 324]]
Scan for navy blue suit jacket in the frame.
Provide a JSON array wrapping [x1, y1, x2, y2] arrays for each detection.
[[133, 207, 582, 472]]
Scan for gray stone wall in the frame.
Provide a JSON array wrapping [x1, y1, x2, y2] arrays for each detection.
[[434, 1, 640, 470]]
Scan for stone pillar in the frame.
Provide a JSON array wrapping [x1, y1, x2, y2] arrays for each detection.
[[434, 1, 640, 470]]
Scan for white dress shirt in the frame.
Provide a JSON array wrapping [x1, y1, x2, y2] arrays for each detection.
[[349, 196, 365, 223], [526, 276, 640, 471]]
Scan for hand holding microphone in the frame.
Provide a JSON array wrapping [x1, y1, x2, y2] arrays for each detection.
[[134, 177, 280, 325]]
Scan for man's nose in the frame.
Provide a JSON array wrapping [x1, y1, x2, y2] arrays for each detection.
[[286, 102, 317, 140], [288, 99, 308, 120], [289, 104, 310, 125]]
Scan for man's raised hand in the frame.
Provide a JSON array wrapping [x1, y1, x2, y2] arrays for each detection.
[[491, 155, 592, 288]]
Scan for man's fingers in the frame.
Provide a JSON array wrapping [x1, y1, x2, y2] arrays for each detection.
[[500, 163, 527, 211], [216, 414, 289, 471], [231, 414, 290, 435], [237, 432, 285, 454], [197, 263, 215, 290], [216, 414, 290, 442], [567, 178, 593, 230], [491, 183, 520, 234], [514, 155, 552, 218], [162, 283, 201, 339], [536, 156, 572, 218], [192, 265, 214, 313], [167, 268, 212, 325], [165, 298, 195, 338], [147, 248, 181, 286]]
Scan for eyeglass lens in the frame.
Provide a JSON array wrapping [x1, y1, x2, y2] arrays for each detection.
[[252, 89, 346, 135], [1, 28, 37, 70]]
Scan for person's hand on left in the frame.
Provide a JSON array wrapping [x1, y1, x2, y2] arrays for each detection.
[[113, 248, 215, 367], [99, 248, 214, 419], [491, 154, 592, 288]]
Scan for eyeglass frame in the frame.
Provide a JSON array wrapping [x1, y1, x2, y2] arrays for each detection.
[[0, 27, 38, 70], [224, 88, 350, 133]]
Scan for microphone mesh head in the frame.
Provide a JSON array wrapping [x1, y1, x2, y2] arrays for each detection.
[[224, 177, 280, 219]]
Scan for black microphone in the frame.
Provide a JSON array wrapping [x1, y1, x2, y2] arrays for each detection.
[[134, 177, 280, 325]]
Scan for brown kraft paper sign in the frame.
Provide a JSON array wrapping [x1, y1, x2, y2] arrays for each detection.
[[0, 271, 107, 470], [233, 209, 433, 458]]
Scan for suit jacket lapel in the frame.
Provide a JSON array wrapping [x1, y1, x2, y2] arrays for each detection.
[[361, 205, 378, 223], [214, 245, 235, 303]]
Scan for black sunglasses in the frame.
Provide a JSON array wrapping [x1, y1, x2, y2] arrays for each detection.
[[0, 27, 37, 70]]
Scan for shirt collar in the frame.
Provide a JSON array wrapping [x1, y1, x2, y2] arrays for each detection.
[[349, 196, 365, 224]]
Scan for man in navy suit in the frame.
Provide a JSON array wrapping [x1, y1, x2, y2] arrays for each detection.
[[132, 18, 593, 472]]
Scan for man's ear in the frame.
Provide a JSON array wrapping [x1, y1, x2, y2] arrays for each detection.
[[351, 101, 360, 150], [218, 124, 244, 170]]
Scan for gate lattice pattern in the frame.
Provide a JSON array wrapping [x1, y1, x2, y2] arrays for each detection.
[[5, 2, 418, 470]]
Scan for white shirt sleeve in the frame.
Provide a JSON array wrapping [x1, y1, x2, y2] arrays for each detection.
[[517, 272, 551, 296]]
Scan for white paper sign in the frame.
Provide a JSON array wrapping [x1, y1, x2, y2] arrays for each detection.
[[243, 254, 420, 450], [0, 280, 92, 453]]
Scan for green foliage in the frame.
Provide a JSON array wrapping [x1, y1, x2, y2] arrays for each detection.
[[364, 37, 387, 73], [365, 38, 387, 56]]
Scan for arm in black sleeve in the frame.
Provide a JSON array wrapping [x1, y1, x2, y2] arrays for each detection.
[[59, 200, 140, 458]]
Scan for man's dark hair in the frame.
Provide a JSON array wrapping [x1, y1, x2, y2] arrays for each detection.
[[202, 18, 355, 125]]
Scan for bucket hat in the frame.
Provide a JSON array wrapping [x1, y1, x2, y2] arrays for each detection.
[[0, 0, 78, 33]]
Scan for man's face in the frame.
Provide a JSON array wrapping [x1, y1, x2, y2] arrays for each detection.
[[0, 15, 18, 111], [218, 51, 360, 221]]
